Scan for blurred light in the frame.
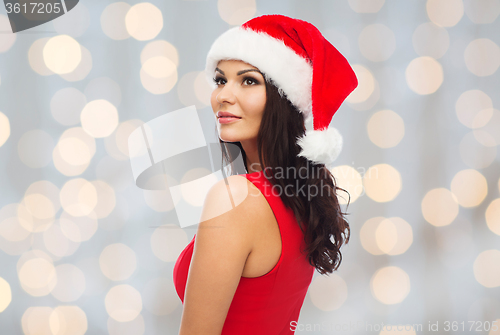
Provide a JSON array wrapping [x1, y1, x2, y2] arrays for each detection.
[[421, 188, 459, 226], [474, 128, 497, 147], [107, 314, 145, 335], [361, 217, 388, 255], [17, 130, 54, 168], [141, 40, 179, 67], [59, 210, 98, 242], [0, 14, 16, 53], [80, 99, 119, 138], [476, 108, 500, 145], [53, 136, 92, 176], [23, 194, 55, 221], [99, 243, 137, 281], [384, 217, 413, 255], [450, 169, 488, 207], [50, 264, 86, 302], [459, 131, 497, 169], [405, 56, 443, 95], [330, 165, 363, 204], [150, 224, 188, 262], [0, 203, 31, 241], [0, 111, 10, 147], [51, 88, 87, 126], [194, 71, 213, 106], [486, 198, 500, 236], [361, 217, 413, 255], [348, 0, 385, 13], [358, 24, 396, 62], [104, 119, 144, 160], [60, 45, 93, 82], [43, 223, 80, 257], [101, 2, 131, 40], [412, 22, 450, 59], [350, 78, 380, 112], [367, 109, 405, 148], [143, 56, 176, 78], [49, 306, 88, 335], [363, 164, 402, 202], [22, 306, 53, 335], [17, 197, 54, 233], [217, 0, 256, 25], [59, 178, 97, 217], [84, 77, 122, 108], [105, 284, 143, 322], [140, 64, 178, 94], [125, 3, 163, 41], [142, 278, 179, 315], [309, 274, 348, 311], [0, 277, 12, 313], [345, 64, 375, 104], [90, 180, 116, 219], [18, 257, 57, 297], [473, 249, 500, 288], [0, 217, 33, 254], [464, 38, 500, 76], [43, 35, 82, 74], [25, 181, 60, 219], [29, 38, 54, 76], [177, 71, 209, 109], [58, 137, 92, 166], [455, 89, 493, 129], [181, 168, 215, 207], [370, 266, 410, 304], [464, 0, 500, 24], [53, 2, 90, 37], [426, 0, 464, 27]]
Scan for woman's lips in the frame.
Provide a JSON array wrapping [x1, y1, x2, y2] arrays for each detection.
[[218, 116, 241, 124]]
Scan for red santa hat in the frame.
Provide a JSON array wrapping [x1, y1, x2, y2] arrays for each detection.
[[205, 14, 358, 167]]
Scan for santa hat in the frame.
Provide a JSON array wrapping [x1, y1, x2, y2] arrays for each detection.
[[205, 14, 358, 167]]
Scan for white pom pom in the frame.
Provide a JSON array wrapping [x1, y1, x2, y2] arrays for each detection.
[[296, 127, 343, 166]]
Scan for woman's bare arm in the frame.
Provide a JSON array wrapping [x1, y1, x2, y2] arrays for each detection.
[[178, 175, 260, 335]]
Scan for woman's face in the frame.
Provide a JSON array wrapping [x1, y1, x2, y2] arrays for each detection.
[[210, 60, 267, 143]]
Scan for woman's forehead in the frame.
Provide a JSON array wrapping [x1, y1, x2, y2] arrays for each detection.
[[216, 59, 258, 70]]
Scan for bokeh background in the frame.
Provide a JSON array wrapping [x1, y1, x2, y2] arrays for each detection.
[[0, 0, 500, 334]]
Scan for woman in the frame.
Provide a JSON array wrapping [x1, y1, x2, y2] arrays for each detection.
[[173, 14, 358, 334]]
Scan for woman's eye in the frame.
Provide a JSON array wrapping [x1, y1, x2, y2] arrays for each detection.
[[213, 77, 225, 85], [243, 77, 258, 85]]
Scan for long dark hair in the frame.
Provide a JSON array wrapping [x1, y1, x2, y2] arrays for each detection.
[[217, 78, 351, 275]]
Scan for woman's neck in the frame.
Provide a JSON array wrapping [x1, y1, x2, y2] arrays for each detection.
[[240, 140, 262, 173]]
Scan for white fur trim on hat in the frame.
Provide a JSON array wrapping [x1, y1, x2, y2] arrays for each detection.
[[296, 127, 343, 166], [205, 26, 313, 121]]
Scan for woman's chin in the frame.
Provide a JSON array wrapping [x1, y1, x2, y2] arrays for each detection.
[[218, 133, 242, 143]]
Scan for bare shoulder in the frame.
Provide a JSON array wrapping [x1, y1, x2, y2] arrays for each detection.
[[199, 174, 265, 225], [179, 176, 267, 333]]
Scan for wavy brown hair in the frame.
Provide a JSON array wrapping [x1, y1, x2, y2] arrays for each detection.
[[216, 78, 351, 275]]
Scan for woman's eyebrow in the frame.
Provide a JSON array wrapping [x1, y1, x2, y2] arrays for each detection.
[[215, 67, 263, 76]]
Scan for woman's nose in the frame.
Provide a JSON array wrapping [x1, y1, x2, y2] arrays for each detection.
[[216, 84, 235, 104]]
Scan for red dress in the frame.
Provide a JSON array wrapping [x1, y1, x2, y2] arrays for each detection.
[[173, 170, 315, 334]]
